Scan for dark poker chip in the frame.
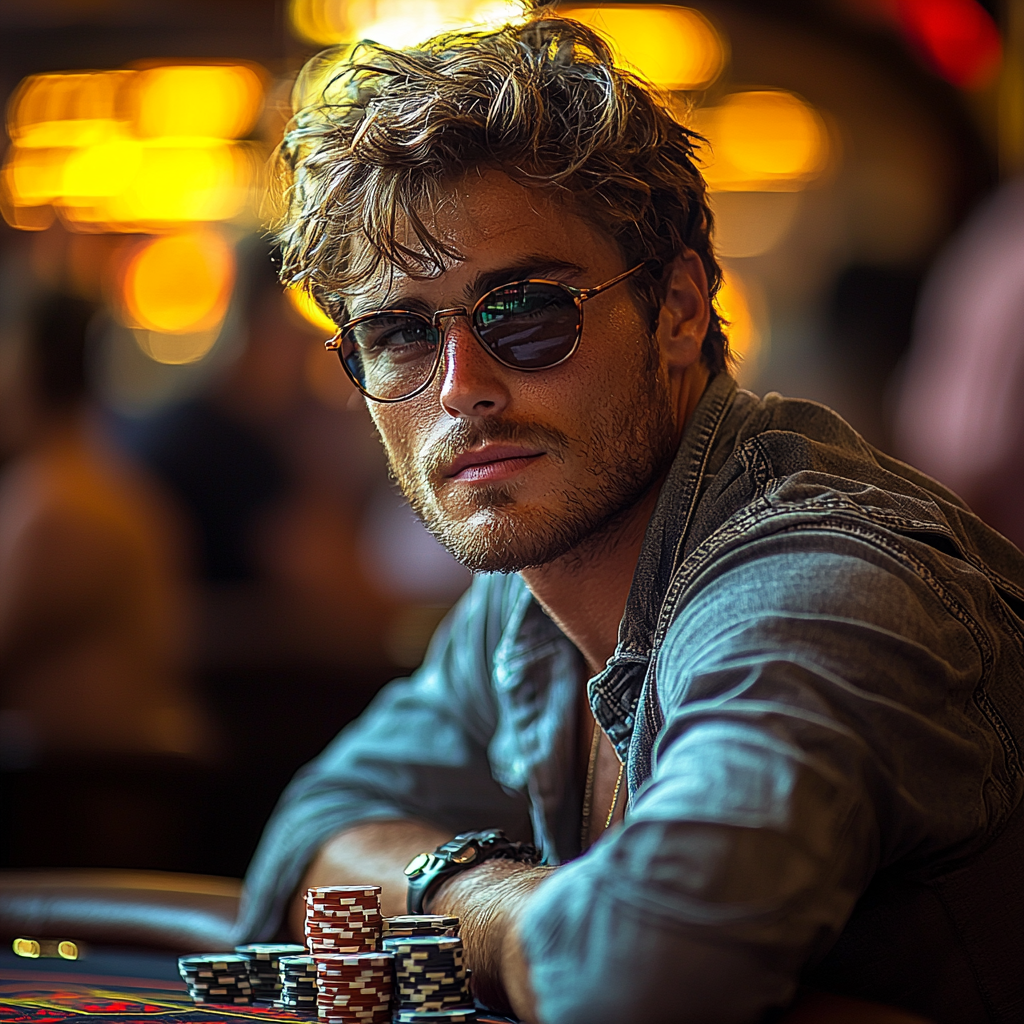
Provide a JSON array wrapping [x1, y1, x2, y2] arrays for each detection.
[[394, 1011, 476, 1022], [236, 943, 306, 959]]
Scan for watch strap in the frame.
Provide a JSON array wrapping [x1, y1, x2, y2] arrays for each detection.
[[404, 829, 539, 914]]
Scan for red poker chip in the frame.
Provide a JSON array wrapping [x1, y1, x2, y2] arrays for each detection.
[[316, 955, 393, 964], [307, 905, 380, 911], [308, 931, 380, 938], [307, 924, 381, 931]]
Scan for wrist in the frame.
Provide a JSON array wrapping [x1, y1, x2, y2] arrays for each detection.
[[431, 861, 551, 1015]]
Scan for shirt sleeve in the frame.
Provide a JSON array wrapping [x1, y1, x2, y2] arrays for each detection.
[[520, 532, 991, 1024], [236, 573, 534, 941]]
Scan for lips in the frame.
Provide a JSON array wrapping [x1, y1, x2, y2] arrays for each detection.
[[444, 444, 545, 482]]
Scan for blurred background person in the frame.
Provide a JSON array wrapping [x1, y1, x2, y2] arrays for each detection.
[[0, 289, 215, 868], [894, 176, 1024, 550]]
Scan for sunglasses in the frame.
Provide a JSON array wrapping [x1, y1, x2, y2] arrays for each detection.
[[325, 261, 649, 403]]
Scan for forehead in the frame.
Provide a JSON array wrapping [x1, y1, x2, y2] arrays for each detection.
[[348, 168, 618, 305]]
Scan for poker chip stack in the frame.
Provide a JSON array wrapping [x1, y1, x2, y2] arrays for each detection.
[[381, 915, 460, 940], [178, 953, 253, 1005], [234, 943, 305, 1003], [278, 953, 320, 1014], [305, 885, 382, 955], [315, 952, 393, 1023], [383, 936, 474, 1021]]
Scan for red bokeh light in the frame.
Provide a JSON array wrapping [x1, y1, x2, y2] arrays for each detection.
[[893, 0, 1002, 89]]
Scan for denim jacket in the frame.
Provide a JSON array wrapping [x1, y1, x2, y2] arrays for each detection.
[[240, 374, 1024, 1024]]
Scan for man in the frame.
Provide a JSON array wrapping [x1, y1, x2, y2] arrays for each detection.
[[239, 14, 1024, 1024]]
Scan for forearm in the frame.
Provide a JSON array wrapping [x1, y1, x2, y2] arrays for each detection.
[[288, 818, 450, 938], [431, 859, 553, 1021]]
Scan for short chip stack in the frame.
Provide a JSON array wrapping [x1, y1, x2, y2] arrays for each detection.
[[235, 943, 305, 1003], [305, 886, 382, 955], [315, 952, 393, 1023], [383, 936, 473, 1018], [381, 916, 459, 940], [278, 953, 319, 1014], [178, 953, 253, 1005]]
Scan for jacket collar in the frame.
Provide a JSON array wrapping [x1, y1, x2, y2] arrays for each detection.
[[588, 372, 738, 755]]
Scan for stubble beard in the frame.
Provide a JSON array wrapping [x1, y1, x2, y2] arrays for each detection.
[[380, 350, 678, 574]]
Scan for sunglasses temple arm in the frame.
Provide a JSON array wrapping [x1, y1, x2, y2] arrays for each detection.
[[575, 261, 650, 301]]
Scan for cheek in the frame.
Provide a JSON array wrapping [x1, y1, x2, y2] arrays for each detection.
[[516, 305, 651, 422], [369, 403, 434, 465]]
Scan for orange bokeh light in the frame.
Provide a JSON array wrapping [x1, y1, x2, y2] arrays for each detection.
[[121, 230, 235, 335], [560, 5, 725, 90], [689, 90, 830, 192]]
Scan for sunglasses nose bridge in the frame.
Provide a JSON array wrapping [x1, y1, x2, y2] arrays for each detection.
[[430, 306, 471, 330]]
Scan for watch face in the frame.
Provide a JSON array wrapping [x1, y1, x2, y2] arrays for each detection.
[[404, 852, 431, 877]]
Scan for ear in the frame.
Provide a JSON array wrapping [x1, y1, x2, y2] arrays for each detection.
[[654, 250, 711, 373]]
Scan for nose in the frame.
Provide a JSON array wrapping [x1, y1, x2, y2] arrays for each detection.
[[437, 315, 510, 420]]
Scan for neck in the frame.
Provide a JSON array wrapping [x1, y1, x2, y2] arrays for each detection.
[[520, 479, 661, 676], [520, 362, 711, 677]]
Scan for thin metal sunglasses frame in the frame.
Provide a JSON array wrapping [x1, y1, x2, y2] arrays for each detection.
[[324, 260, 650, 403]]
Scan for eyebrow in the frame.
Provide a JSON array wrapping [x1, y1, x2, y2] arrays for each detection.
[[348, 256, 587, 319]]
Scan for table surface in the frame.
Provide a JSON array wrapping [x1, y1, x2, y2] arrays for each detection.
[[0, 948, 512, 1024]]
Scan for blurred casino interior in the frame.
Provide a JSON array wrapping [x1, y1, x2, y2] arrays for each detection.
[[0, 0, 1021, 877]]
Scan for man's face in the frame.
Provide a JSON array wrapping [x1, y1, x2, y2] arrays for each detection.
[[351, 169, 679, 573]]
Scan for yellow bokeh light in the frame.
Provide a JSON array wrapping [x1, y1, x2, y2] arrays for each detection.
[[62, 134, 142, 199], [7, 71, 133, 136], [121, 230, 234, 335], [133, 326, 222, 365], [287, 284, 337, 334], [691, 90, 830, 192], [133, 64, 264, 139], [110, 140, 251, 223], [289, 0, 522, 47], [4, 145, 67, 204], [560, 5, 725, 90], [12, 939, 41, 959], [2, 65, 265, 233], [716, 269, 760, 370]]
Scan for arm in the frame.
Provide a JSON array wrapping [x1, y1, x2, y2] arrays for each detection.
[[288, 819, 449, 935], [509, 538, 984, 1023], [238, 573, 534, 943]]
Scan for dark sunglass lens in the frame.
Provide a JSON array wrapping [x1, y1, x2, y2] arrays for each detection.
[[341, 314, 440, 400], [474, 283, 579, 368]]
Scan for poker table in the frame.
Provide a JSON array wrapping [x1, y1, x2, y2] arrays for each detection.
[[0, 946, 513, 1024], [0, 870, 931, 1024]]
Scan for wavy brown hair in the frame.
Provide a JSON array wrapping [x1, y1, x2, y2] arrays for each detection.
[[275, 10, 728, 373]]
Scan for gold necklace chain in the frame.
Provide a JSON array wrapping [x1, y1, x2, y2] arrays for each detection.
[[580, 720, 626, 850]]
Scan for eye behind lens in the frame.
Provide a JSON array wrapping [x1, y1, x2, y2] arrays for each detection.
[[341, 312, 440, 401], [475, 283, 580, 369]]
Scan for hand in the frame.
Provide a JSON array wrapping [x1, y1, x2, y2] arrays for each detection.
[[430, 858, 554, 1021]]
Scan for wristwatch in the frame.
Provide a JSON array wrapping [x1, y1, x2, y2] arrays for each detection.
[[404, 828, 540, 914]]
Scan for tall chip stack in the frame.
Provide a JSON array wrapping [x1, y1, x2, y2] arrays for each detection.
[[305, 885, 383, 955], [381, 915, 460, 940], [383, 935, 475, 1022], [178, 954, 253, 1005], [235, 943, 305, 1003], [315, 951, 393, 1023]]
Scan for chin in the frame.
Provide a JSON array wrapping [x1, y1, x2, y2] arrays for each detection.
[[424, 501, 597, 575]]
